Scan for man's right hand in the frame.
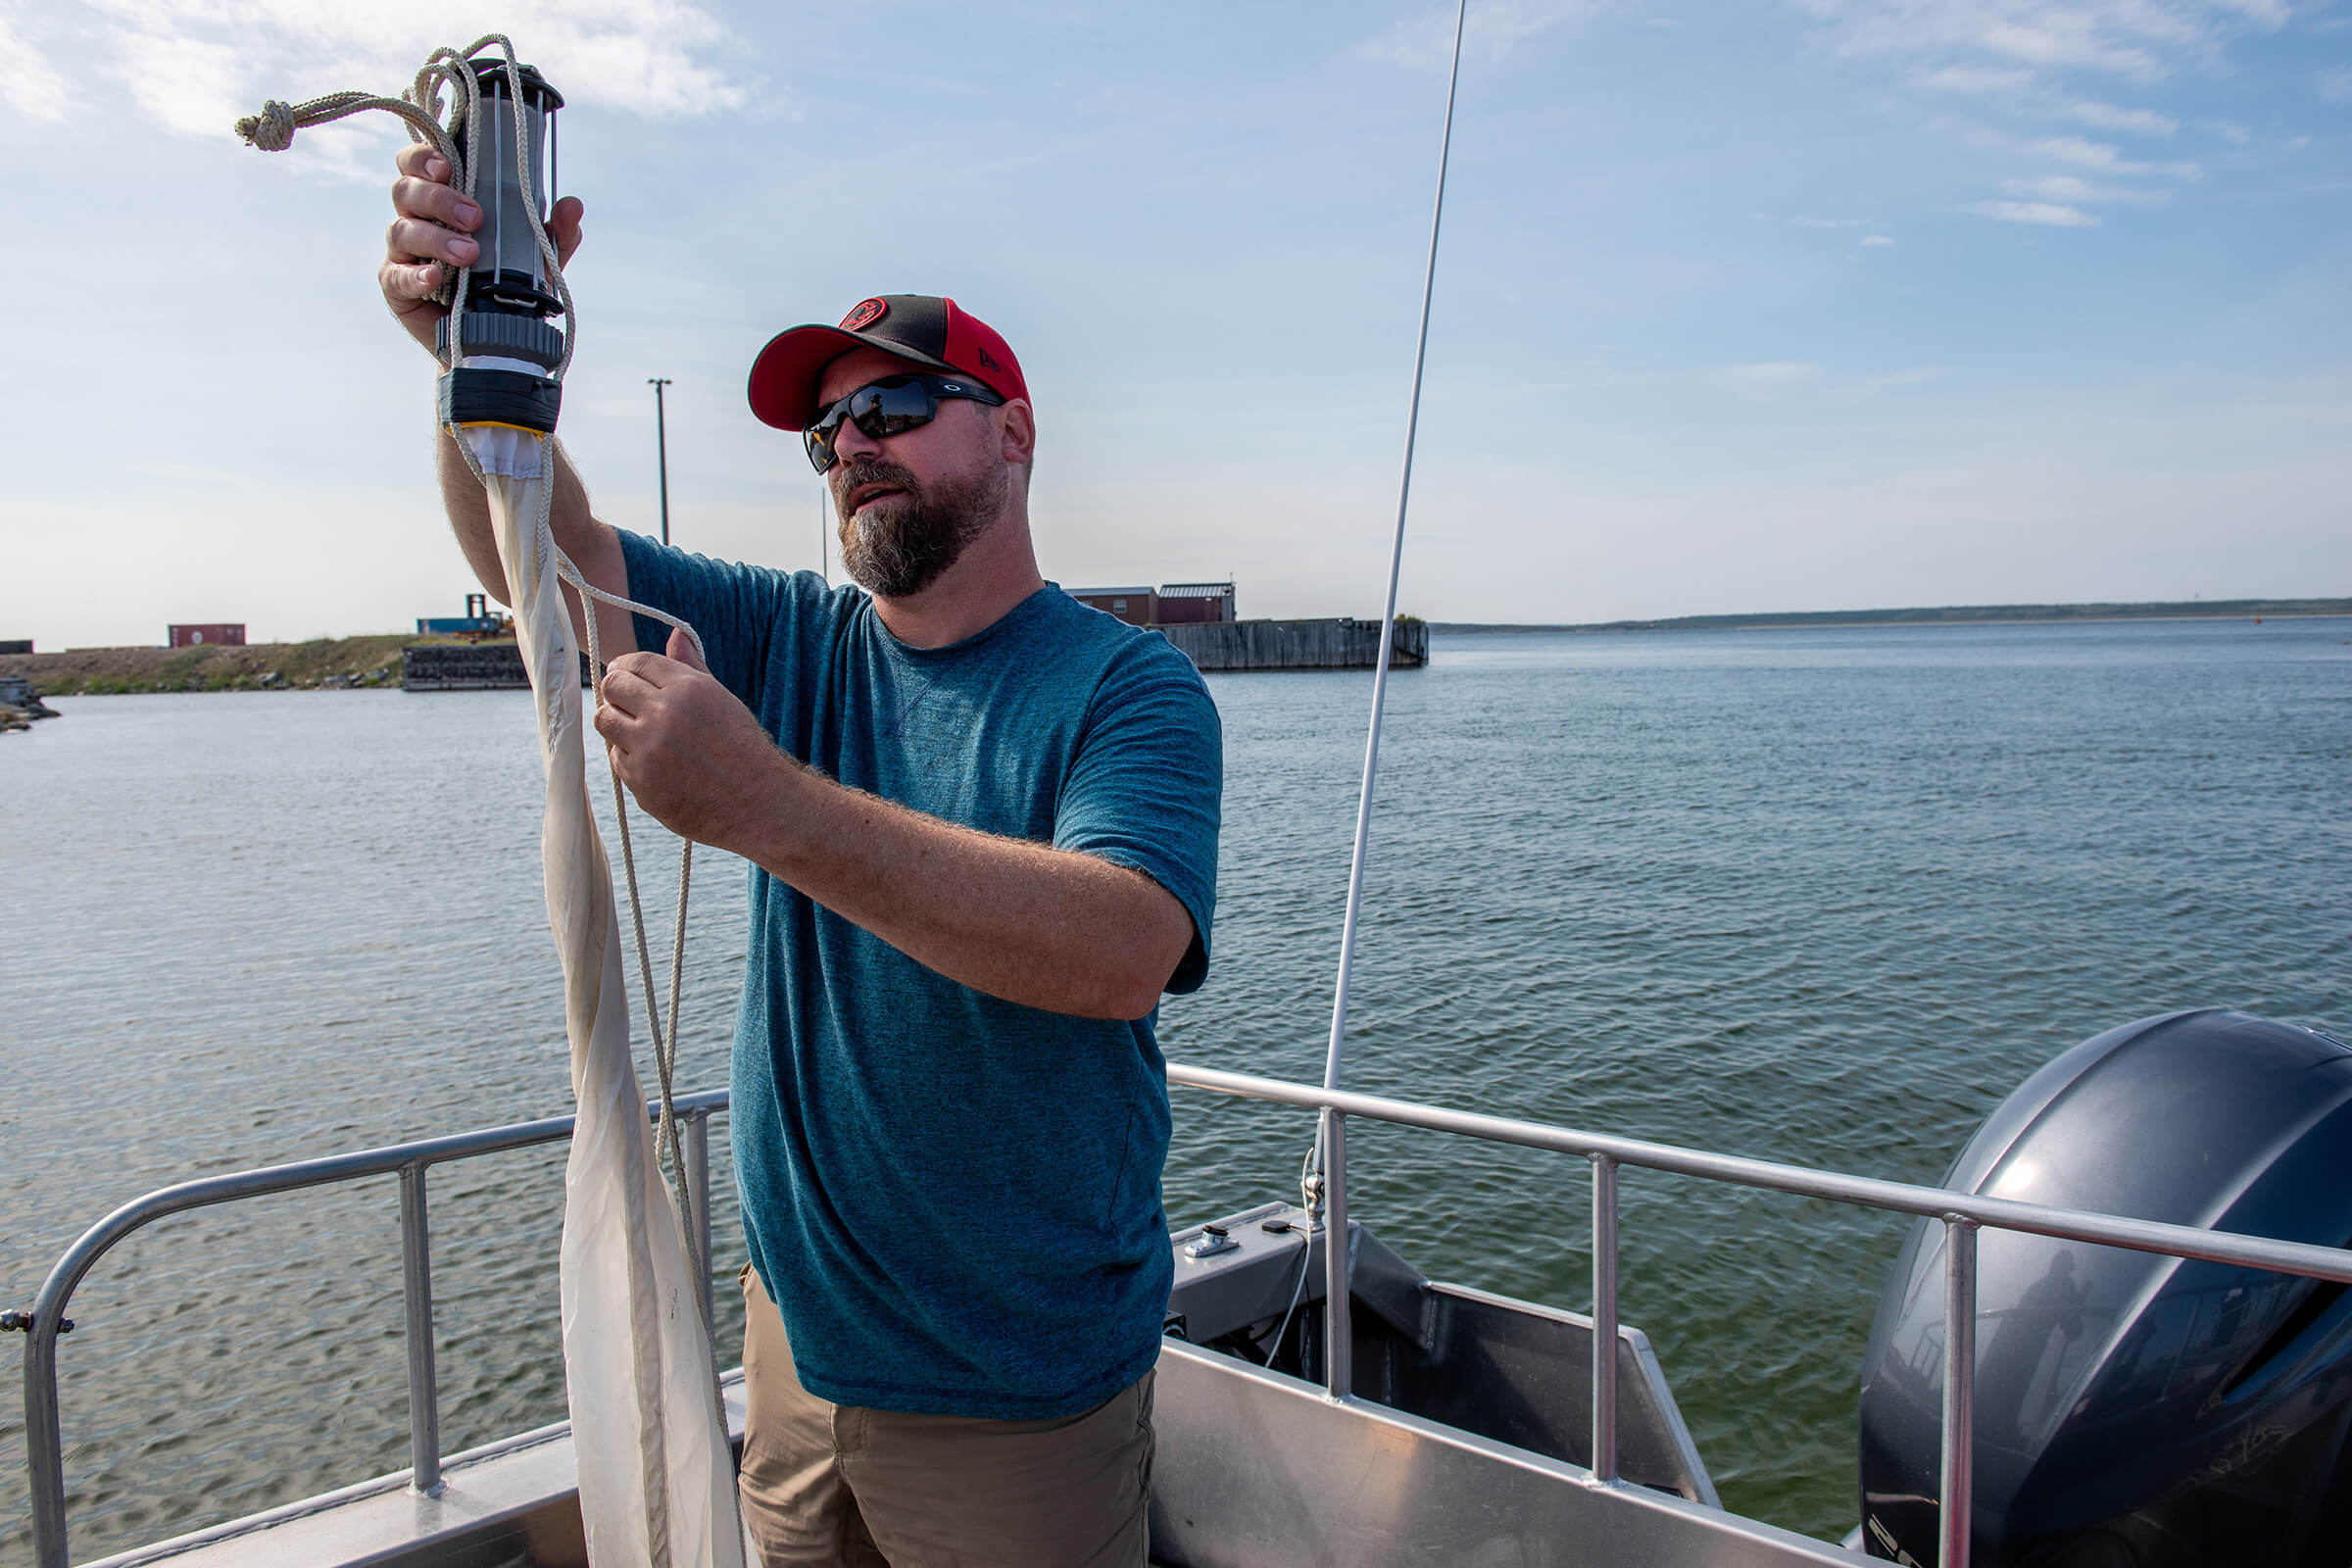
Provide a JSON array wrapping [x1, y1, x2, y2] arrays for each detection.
[[381, 143, 585, 356]]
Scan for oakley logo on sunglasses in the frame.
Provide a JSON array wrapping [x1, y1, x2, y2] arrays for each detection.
[[803, 373, 1006, 474]]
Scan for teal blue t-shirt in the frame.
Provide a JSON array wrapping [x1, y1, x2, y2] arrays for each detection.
[[616, 531, 1221, 1419]]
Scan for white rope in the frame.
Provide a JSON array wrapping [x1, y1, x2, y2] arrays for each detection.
[[563, 542, 714, 1317]]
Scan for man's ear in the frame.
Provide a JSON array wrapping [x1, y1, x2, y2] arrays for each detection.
[[999, 399, 1036, 467]]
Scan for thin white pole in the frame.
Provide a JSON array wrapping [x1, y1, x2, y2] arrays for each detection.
[[648, 377, 673, 546], [1320, 0, 1468, 1100]]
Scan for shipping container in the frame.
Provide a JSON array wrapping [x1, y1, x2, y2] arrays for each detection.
[[168, 623, 246, 648]]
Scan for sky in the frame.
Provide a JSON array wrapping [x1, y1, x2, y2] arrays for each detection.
[[1, 0, 2347, 646]]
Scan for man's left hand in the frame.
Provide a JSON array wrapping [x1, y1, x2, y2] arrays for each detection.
[[595, 629, 787, 851]]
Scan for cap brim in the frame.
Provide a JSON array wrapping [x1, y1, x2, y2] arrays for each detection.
[[746, 325, 961, 431]]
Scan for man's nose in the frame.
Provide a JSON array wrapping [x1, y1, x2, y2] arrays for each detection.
[[831, 414, 885, 464]]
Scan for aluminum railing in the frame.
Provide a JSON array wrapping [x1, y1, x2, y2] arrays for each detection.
[[15, 1089, 729, 1568], [21, 1069, 2352, 1568], [1167, 1063, 2352, 1568]]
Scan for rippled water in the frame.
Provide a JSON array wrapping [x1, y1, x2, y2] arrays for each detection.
[[4, 618, 2347, 1563]]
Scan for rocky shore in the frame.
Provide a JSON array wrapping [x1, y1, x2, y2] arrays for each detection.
[[0, 674, 61, 731]]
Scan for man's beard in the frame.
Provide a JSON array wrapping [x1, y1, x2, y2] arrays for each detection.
[[831, 457, 1005, 599]]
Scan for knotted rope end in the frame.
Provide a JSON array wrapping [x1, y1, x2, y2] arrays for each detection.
[[234, 100, 297, 151]]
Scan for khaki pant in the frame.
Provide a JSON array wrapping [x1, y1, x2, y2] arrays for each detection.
[[738, 1264, 1154, 1568]]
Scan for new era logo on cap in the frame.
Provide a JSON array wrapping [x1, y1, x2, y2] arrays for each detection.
[[747, 294, 1031, 432]]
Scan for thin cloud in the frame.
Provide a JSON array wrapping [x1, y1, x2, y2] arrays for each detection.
[[2069, 99, 2178, 135], [1863, 233, 1897, 244], [1706, 362, 1826, 399], [2323, 68, 2352, 103], [2034, 135, 2200, 177], [1796, 0, 2290, 83], [1358, 0, 1597, 70], [2002, 172, 2168, 203], [1828, 365, 1946, 402], [1917, 62, 2039, 93], [73, 0, 748, 166], [0, 8, 70, 122], [1968, 198, 2101, 225], [1801, 3, 2276, 230], [2201, 118, 2252, 142]]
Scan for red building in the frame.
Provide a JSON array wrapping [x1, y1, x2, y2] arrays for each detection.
[[168, 623, 246, 648], [1154, 581, 1237, 624], [1069, 587, 1157, 626], [1068, 581, 1235, 627]]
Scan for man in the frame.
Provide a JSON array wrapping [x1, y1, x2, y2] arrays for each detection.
[[381, 145, 1222, 1568]]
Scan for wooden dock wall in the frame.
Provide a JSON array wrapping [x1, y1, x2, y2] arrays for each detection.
[[1158, 617, 1426, 672]]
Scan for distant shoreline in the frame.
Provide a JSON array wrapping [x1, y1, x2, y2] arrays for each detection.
[[1427, 599, 2352, 636], [2, 635, 435, 696]]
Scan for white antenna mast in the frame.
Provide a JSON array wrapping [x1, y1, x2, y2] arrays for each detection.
[[1322, 0, 1469, 1103], [1304, 0, 1468, 1398]]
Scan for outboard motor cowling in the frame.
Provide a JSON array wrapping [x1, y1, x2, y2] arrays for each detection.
[[1858, 1008, 2352, 1567]]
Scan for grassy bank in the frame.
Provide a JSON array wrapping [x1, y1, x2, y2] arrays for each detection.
[[0, 635, 472, 696]]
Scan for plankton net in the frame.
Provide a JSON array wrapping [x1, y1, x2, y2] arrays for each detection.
[[237, 39, 747, 1568]]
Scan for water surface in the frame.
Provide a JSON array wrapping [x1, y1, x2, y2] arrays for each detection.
[[4, 617, 2347, 1561]]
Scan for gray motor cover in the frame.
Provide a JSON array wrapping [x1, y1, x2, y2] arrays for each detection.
[[1857, 1008, 2352, 1566]]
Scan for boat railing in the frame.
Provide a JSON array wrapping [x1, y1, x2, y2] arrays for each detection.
[[1165, 1063, 2352, 1568], [15, 1087, 731, 1568], [20, 1067, 2352, 1568]]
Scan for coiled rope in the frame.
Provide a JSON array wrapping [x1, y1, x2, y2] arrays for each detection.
[[237, 36, 577, 380]]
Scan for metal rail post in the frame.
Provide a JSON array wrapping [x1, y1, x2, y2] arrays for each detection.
[[1591, 1154, 1620, 1483], [685, 1109, 714, 1330], [1320, 1107, 1351, 1399], [1939, 1216, 1978, 1568], [398, 1162, 443, 1496], [25, 1307, 69, 1568]]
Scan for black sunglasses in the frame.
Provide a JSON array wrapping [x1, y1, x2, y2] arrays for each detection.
[[804, 373, 1005, 473]]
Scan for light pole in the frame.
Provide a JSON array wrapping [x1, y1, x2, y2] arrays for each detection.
[[648, 377, 673, 546]]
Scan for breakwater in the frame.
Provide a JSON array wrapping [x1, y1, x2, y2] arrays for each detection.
[[401, 643, 592, 691], [0, 636, 412, 695], [1160, 616, 1426, 671], [0, 638, 597, 698]]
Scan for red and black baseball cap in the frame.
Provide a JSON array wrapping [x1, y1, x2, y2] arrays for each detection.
[[747, 295, 1029, 431]]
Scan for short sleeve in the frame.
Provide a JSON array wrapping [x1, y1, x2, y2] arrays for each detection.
[[1053, 639, 1223, 995], [614, 529, 810, 708]]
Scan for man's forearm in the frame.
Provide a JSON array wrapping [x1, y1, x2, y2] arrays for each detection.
[[437, 426, 637, 660], [592, 643, 1194, 1019], [734, 756, 1194, 1022]]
